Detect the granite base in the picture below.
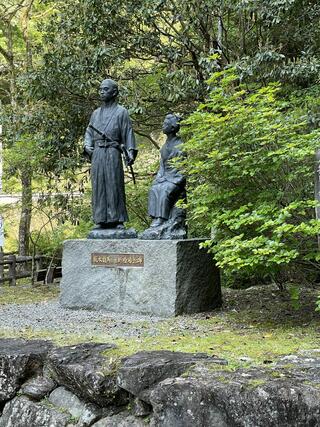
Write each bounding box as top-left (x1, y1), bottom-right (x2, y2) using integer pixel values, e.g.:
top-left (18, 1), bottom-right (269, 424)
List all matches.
top-left (60, 239), bottom-right (221, 317)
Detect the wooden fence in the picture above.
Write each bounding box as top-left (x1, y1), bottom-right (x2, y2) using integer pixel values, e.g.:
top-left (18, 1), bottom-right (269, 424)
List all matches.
top-left (0, 252), bottom-right (62, 286)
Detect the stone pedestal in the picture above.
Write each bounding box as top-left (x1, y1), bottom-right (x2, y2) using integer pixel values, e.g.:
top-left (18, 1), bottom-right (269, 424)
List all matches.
top-left (60, 239), bottom-right (221, 317)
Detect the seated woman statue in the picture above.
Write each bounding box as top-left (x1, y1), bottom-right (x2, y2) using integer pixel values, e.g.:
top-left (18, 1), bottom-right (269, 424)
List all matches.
top-left (140, 113), bottom-right (187, 240)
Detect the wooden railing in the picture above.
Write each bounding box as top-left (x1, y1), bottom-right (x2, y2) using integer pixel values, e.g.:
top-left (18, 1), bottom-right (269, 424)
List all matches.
top-left (0, 252), bottom-right (62, 286)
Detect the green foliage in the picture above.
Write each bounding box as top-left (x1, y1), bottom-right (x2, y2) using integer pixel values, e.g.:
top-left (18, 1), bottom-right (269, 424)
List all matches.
top-left (30, 192), bottom-right (93, 258)
top-left (21, 0), bottom-right (320, 196)
top-left (126, 180), bottom-right (151, 232)
top-left (288, 285), bottom-right (301, 310)
top-left (1, 0), bottom-right (320, 278)
top-left (234, 0), bottom-right (320, 86)
top-left (182, 69), bottom-right (320, 281)
top-left (3, 133), bottom-right (48, 178)
top-left (125, 138), bottom-right (160, 231)
top-left (32, 220), bottom-right (92, 258)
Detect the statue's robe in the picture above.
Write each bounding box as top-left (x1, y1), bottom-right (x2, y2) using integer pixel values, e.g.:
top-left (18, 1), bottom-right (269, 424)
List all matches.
top-left (148, 136), bottom-right (186, 220)
top-left (84, 102), bottom-right (136, 225)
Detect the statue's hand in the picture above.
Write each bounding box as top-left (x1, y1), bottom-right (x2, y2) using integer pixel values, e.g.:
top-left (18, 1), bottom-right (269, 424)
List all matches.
top-left (127, 151), bottom-right (135, 166)
top-left (84, 146), bottom-right (94, 158)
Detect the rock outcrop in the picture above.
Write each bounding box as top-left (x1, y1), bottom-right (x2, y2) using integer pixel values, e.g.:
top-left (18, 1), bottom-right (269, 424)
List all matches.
top-left (0, 338), bottom-right (53, 403)
top-left (46, 342), bottom-right (128, 407)
top-left (149, 361), bottom-right (320, 426)
top-left (20, 375), bottom-right (56, 400)
top-left (0, 396), bottom-right (70, 427)
top-left (117, 350), bottom-right (227, 403)
top-left (0, 338), bottom-right (319, 427)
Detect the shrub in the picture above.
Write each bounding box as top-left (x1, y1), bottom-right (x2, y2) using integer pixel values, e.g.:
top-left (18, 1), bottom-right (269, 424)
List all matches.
top-left (182, 69), bottom-right (320, 283)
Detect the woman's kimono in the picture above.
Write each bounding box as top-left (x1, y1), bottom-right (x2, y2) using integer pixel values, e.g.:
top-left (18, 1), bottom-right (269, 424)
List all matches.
top-left (148, 136), bottom-right (186, 220)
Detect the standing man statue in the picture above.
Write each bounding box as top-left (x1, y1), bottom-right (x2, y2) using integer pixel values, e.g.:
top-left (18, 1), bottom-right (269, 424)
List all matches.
top-left (84, 79), bottom-right (138, 239)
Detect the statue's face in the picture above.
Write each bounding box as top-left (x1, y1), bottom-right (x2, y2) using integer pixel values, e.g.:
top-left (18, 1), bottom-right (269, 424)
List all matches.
top-left (162, 116), bottom-right (177, 134)
top-left (100, 83), bottom-right (117, 102)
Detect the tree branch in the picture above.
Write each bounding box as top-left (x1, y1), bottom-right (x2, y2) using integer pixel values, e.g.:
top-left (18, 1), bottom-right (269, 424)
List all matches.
top-left (0, 45), bottom-right (13, 63)
top-left (134, 129), bottom-right (160, 149)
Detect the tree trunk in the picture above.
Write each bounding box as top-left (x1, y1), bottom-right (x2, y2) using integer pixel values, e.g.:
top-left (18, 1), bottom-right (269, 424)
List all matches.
top-left (0, 2), bottom-right (36, 257)
top-left (18, 169), bottom-right (32, 256)
top-left (21, 0), bottom-right (34, 70)
top-left (315, 149), bottom-right (320, 249)
top-left (3, 22), bottom-right (17, 108)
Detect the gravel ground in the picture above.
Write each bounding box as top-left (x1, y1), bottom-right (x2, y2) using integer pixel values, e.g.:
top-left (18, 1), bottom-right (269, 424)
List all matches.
top-left (0, 284), bottom-right (318, 342)
top-left (0, 300), bottom-right (164, 339)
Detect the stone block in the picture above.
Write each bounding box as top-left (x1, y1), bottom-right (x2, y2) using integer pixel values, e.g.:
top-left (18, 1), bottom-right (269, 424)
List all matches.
top-left (60, 239), bottom-right (221, 317)
top-left (48, 386), bottom-right (101, 426)
top-left (20, 376), bottom-right (56, 400)
top-left (46, 343), bottom-right (127, 407)
top-left (92, 413), bottom-right (147, 427)
top-left (0, 338), bottom-right (53, 403)
top-left (117, 351), bottom-right (227, 403)
top-left (0, 396), bottom-right (70, 427)
top-left (148, 363), bottom-right (320, 427)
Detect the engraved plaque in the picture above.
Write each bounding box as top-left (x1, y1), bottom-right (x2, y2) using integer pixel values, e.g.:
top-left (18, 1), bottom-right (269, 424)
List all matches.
top-left (91, 253), bottom-right (144, 268)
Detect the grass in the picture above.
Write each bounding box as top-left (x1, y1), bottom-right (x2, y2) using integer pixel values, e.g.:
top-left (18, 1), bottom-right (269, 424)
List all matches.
top-left (0, 321), bottom-right (317, 371)
top-left (103, 327), bottom-right (319, 368)
top-left (0, 282), bottom-right (319, 370)
top-left (0, 282), bottom-right (60, 305)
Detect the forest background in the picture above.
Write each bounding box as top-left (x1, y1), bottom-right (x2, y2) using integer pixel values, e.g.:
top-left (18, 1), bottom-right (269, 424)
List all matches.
top-left (1, 0), bottom-right (320, 293)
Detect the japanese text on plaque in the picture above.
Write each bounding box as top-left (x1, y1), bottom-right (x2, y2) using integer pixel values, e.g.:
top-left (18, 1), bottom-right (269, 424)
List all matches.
top-left (91, 253), bottom-right (144, 267)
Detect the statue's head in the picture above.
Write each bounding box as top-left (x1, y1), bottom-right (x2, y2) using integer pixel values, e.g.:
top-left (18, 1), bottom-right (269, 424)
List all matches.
top-left (162, 113), bottom-right (181, 135)
top-left (99, 78), bottom-right (119, 102)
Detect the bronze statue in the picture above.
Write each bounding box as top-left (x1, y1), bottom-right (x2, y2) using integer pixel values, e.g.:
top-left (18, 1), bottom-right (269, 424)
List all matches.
top-left (84, 79), bottom-right (138, 238)
top-left (140, 114), bottom-right (187, 240)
